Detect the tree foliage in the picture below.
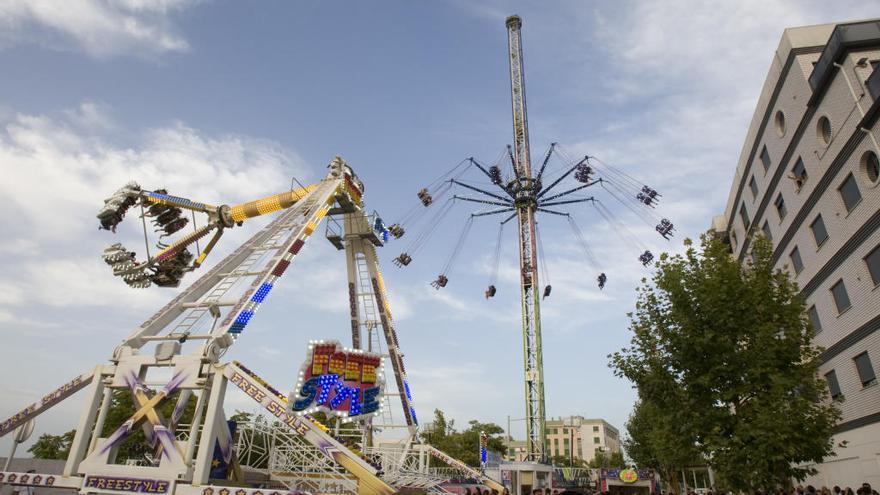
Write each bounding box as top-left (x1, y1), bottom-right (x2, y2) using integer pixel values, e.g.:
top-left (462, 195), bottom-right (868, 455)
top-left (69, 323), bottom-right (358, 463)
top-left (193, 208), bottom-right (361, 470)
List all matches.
top-left (28, 430), bottom-right (76, 459)
top-left (551, 454), bottom-right (589, 468)
top-left (611, 234), bottom-right (840, 492)
top-left (622, 400), bottom-right (698, 493)
top-left (419, 409), bottom-right (506, 467)
top-left (587, 450), bottom-right (627, 469)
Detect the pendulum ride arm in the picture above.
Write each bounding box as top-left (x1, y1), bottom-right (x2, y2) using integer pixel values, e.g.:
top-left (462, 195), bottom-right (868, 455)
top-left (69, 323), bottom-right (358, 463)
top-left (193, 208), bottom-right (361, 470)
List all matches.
top-left (506, 14), bottom-right (547, 462)
top-left (118, 158), bottom-right (362, 351)
top-left (141, 184), bottom-right (321, 267)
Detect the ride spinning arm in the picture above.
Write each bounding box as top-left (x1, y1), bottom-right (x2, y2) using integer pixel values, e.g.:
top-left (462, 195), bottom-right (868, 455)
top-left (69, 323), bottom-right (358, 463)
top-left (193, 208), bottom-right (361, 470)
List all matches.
top-left (97, 183), bottom-right (320, 289)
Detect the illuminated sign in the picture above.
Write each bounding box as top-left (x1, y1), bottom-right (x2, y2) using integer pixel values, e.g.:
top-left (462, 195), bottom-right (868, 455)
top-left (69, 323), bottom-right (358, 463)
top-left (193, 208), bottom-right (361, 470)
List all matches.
top-left (288, 340), bottom-right (384, 420)
top-left (619, 469), bottom-right (638, 483)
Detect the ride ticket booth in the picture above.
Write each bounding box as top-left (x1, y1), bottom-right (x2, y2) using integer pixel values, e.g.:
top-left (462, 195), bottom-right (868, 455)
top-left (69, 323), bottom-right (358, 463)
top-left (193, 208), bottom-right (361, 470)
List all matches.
top-left (500, 462), bottom-right (554, 495)
top-left (597, 468), bottom-right (656, 495)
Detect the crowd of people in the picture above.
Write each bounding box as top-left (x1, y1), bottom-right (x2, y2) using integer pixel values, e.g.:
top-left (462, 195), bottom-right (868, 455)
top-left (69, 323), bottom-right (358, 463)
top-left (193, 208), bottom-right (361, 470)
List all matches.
top-left (456, 481), bottom-right (880, 495)
top-left (672, 483), bottom-right (880, 495)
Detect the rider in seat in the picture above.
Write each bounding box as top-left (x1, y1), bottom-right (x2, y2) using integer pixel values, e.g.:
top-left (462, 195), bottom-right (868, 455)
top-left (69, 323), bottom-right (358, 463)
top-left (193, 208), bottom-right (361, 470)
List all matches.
top-left (431, 274), bottom-right (448, 289)
top-left (417, 188), bottom-right (433, 207)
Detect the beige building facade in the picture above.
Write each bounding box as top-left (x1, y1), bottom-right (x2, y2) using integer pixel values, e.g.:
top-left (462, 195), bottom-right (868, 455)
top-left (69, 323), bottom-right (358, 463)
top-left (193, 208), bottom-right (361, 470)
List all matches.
top-left (544, 416), bottom-right (620, 464)
top-left (717, 19), bottom-right (880, 488)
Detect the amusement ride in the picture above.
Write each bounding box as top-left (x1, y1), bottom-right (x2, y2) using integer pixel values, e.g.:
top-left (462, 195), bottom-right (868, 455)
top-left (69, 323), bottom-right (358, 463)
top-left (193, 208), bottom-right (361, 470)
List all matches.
top-left (0, 13), bottom-right (674, 495)
top-left (387, 15), bottom-right (674, 468)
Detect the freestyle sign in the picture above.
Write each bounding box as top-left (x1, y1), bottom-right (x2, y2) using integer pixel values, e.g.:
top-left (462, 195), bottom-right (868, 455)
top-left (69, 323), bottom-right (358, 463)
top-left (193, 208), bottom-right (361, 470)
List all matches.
top-left (0, 375), bottom-right (87, 436)
top-left (83, 476), bottom-right (170, 493)
top-left (289, 340), bottom-right (383, 419)
top-left (228, 371), bottom-right (311, 437)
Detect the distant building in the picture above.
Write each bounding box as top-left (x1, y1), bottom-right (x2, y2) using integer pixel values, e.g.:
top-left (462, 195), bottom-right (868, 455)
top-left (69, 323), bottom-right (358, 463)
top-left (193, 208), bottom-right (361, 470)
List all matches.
top-left (503, 438), bottom-right (528, 462)
top-left (543, 416), bottom-right (620, 464)
top-left (716, 19), bottom-right (880, 488)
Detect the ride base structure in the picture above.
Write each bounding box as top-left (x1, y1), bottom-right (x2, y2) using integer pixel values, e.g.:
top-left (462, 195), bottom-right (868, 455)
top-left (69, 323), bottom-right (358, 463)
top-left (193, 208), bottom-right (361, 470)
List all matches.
top-left (0, 158), bottom-right (503, 495)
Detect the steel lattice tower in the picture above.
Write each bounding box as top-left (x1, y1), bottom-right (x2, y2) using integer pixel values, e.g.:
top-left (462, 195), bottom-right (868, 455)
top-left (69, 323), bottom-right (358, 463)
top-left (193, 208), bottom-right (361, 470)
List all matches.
top-left (505, 15), bottom-right (547, 463)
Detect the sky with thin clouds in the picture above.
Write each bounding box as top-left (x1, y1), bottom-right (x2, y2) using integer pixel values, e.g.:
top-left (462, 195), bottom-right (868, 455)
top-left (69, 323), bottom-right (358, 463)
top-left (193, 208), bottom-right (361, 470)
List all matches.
top-left (0, 0), bottom-right (877, 455)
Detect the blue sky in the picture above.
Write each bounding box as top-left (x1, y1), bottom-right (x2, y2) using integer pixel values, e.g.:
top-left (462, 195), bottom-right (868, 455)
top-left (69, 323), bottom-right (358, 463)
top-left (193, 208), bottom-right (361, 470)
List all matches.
top-left (0, 0), bottom-right (877, 454)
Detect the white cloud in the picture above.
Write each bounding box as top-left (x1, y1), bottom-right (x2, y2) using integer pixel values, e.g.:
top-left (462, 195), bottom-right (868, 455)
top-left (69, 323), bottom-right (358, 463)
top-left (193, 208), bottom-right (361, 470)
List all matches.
top-left (0, 102), bottom-right (308, 314)
top-left (0, 0), bottom-right (200, 58)
top-left (406, 360), bottom-right (512, 423)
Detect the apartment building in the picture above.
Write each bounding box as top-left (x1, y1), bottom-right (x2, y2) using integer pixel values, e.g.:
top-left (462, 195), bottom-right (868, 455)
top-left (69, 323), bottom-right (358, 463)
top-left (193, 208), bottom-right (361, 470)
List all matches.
top-left (715, 19), bottom-right (880, 487)
top-left (543, 416), bottom-right (620, 464)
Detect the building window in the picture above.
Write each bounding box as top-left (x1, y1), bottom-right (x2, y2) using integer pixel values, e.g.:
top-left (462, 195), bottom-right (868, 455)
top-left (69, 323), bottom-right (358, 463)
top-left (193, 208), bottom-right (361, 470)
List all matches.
top-left (775, 110), bottom-right (786, 137)
top-left (817, 116), bottom-right (832, 145)
top-left (810, 215), bottom-right (829, 247)
top-left (775, 193), bottom-right (787, 220)
top-left (863, 150), bottom-right (880, 184)
top-left (825, 370), bottom-right (842, 399)
top-left (749, 176), bottom-right (759, 200)
top-left (790, 246), bottom-right (804, 274)
top-left (830, 279), bottom-right (851, 314)
top-left (808, 305), bottom-right (821, 333)
top-left (854, 352), bottom-right (877, 387)
top-left (761, 221), bottom-right (772, 242)
top-left (592, 426), bottom-right (599, 432)
top-left (740, 203), bottom-right (750, 230)
top-left (593, 437), bottom-right (601, 444)
top-left (791, 157), bottom-right (808, 191)
top-left (838, 173), bottom-right (862, 213)
top-left (760, 145), bottom-right (771, 173)
top-left (865, 244), bottom-right (880, 286)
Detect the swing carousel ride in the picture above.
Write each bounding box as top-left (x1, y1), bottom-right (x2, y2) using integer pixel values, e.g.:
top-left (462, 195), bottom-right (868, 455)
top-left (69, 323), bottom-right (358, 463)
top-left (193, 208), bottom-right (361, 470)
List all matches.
top-left (383, 15), bottom-right (675, 464)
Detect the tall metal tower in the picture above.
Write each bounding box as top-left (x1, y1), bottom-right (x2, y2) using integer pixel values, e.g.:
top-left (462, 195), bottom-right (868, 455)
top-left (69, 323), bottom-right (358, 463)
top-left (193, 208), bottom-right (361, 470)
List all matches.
top-left (504, 14), bottom-right (547, 463)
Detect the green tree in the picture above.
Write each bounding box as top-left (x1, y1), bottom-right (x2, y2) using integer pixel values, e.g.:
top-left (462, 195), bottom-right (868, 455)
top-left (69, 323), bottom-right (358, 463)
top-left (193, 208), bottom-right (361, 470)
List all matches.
top-left (551, 454), bottom-right (589, 468)
top-left (611, 234), bottom-right (840, 492)
top-left (228, 410), bottom-right (253, 423)
top-left (588, 450), bottom-right (626, 469)
top-left (419, 409), bottom-right (505, 467)
top-left (28, 430), bottom-right (76, 459)
top-left (622, 400), bottom-right (698, 493)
